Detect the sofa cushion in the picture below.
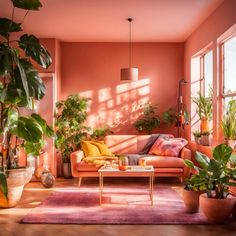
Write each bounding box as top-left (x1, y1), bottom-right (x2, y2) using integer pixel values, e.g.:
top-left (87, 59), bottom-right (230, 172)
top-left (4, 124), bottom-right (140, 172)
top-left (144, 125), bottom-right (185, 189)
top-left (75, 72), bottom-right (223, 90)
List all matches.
top-left (139, 155), bottom-right (185, 168)
top-left (76, 162), bottom-right (100, 171)
top-left (148, 138), bottom-right (188, 157)
top-left (89, 141), bottom-right (114, 156)
top-left (81, 140), bottom-right (101, 157)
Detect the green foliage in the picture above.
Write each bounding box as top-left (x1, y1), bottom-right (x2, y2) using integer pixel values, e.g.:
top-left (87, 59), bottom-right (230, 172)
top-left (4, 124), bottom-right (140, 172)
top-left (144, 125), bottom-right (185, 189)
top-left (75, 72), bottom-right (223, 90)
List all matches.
top-left (133, 102), bottom-right (160, 134)
top-left (0, 0), bottom-right (53, 197)
top-left (0, 171), bottom-right (8, 198)
top-left (192, 91), bottom-right (212, 121)
top-left (184, 174), bottom-right (207, 191)
top-left (90, 125), bottom-right (113, 140)
top-left (184, 144), bottom-right (236, 199)
top-left (193, 130), bottom-right (201, 138)
top-left (55, 94), bottom-right (89, 163)
top-left (162, 108), bottom-right (177, 126)
top-left (222, 99), bottom-right (236, 140)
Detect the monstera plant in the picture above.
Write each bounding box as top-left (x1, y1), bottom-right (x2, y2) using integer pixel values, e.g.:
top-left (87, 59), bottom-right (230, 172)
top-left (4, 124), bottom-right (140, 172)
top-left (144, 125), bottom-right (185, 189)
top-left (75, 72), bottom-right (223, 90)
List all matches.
top-left (0, 0), bottom-right (53, 201)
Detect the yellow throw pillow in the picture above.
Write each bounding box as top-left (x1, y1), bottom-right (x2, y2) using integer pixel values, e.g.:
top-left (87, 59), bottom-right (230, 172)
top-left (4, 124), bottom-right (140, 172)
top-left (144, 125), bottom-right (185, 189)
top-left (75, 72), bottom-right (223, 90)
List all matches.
top-left (81, 140), bottom-right (101, 157)
top-left (89, 141), bottom-right (114, 156)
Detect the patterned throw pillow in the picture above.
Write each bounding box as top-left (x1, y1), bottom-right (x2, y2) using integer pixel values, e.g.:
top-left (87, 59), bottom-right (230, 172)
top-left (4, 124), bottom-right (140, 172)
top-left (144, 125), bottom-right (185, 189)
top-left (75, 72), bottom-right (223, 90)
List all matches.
top-left (148, 138), bottom-right (188, 157)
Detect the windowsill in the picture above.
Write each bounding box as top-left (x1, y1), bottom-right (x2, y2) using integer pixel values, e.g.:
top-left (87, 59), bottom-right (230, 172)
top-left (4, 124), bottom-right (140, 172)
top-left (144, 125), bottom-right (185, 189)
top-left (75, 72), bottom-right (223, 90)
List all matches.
top-left (191, 141), bottom-right (213, 149)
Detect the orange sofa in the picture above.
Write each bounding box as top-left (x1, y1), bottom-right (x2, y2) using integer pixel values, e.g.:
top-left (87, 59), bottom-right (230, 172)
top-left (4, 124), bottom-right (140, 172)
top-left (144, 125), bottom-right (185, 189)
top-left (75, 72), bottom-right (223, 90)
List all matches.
top-left (70, 135), bottom-right (191, 186)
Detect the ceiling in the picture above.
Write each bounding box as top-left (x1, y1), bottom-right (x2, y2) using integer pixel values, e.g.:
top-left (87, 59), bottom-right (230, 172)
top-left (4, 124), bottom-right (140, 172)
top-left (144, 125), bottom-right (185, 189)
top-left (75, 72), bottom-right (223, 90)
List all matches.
top-left (0, 0), bottom-right (224, 42)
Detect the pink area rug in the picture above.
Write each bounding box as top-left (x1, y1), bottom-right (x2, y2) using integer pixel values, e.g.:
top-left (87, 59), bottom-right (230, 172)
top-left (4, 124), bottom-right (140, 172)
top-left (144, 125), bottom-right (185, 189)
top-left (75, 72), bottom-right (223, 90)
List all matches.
top-left (21, 184), bottom-right (209, 224)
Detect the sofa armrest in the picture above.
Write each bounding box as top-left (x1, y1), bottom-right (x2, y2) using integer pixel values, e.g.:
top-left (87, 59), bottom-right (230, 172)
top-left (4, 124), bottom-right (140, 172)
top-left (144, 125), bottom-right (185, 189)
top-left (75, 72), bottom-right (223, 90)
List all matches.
top-left (70, 150), bottom-right (84, 177)
top-left (180, 147), bottom-right (191, 179)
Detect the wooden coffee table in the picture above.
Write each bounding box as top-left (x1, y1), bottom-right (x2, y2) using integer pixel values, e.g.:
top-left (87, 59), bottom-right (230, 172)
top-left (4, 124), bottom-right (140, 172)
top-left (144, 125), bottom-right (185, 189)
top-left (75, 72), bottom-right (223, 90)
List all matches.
top-left (98, 165), bottom-right (154, 205)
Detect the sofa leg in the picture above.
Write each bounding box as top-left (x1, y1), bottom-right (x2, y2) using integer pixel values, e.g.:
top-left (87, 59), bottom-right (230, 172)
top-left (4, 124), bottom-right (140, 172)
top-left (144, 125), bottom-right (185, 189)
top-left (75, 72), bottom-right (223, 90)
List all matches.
top-left (78, 177), bottom-right (82, 187)
top-left (179, 177), bottom-right (183, 183)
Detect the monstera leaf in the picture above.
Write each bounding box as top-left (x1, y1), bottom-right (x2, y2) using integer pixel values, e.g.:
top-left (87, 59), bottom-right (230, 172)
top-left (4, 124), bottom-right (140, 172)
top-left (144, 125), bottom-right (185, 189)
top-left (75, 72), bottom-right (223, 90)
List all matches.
top-left (11, 0), bottom-right (42, 10)
top-left (18, 34), bottom-right (52, 69)
top-left (0, 18), bottom-right (22, 39)
top-left (14, 117), bottom-right (43, 143)
top-left (0, 43), bottom-right (12, 76)
top-left (14, 59), bottom-right (46, 100)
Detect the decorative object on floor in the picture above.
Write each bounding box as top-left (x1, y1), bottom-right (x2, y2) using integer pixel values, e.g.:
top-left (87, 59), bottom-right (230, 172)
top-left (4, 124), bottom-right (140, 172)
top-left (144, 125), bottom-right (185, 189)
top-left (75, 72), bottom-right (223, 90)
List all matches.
top-left (184, 144), bottom-right (236, 223)
top-left (0, 0), bottom-right (53, 208)
top-left (55, 94), bottom-right (89, 178)
top-left (120, 18), bottom-right (138, 81)
top-left (20, 185), bottom-right (210, 224)
top-left (177, 79), bottom-right (189, 137)
top-left (222, 99), bottom-right (236, 150)
top-left (133, 102), bottom-right (160, 134)
top-left (41, 169), bottom-right (55, 188)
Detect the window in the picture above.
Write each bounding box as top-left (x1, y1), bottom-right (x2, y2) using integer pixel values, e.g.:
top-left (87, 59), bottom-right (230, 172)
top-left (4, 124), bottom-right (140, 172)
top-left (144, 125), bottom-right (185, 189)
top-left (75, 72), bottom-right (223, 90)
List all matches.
top-left (191, 50), bottom-right (213, 140)
top-left (222, 36), bottom-right (236, 103)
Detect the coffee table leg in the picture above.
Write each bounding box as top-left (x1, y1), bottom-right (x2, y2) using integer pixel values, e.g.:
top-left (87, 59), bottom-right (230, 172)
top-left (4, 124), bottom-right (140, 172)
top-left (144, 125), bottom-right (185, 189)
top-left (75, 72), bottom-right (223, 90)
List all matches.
top-left (99, 172), bottom-right (103, 205)
top-left (149, 174), bottom-right (154, 206)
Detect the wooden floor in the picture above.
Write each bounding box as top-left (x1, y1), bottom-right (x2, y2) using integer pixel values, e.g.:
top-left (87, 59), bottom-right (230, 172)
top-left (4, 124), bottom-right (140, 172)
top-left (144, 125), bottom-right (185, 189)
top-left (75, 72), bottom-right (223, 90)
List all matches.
top-left (0, 177), bottom-right (236, 236)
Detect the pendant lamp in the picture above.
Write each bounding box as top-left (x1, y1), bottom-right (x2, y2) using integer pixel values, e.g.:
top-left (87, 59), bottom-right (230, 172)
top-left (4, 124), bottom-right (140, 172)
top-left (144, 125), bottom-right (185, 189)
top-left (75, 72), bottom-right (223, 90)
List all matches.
top-left (120, 18), bottom-right (138, 81)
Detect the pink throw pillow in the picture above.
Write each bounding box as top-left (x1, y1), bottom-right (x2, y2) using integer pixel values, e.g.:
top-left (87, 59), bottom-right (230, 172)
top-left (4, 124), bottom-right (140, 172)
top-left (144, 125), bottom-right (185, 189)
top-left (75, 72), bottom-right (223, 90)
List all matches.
top-left (148, 138), bottom-right (188, 157)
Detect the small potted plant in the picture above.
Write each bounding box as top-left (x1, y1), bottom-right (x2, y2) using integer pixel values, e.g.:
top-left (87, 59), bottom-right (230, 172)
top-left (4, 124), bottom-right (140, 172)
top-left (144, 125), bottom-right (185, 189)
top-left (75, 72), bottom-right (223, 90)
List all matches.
top-left (200, 131), bottom-right (212, 146)
top-left (222, 99), bottom-right (236, 150)
top-left (182, 173), bottom-right (207, 213)
top-left (133, 102), bottom-right (160, 134)
top-left (192, 91), bottom-right (212, 133)
top-left (184, 144), bottom-right (236, 223)
top-left (193, 130), bottom-right (201, 144)
top-left (90, 125), bottom-right (113, 141)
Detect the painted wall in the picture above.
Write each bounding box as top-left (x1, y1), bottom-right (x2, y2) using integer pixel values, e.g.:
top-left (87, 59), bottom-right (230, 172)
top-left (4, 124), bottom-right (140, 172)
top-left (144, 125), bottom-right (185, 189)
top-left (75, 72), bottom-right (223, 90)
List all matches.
top-left (184, 0), bottom-right (236, 156)
top-left (61, 42), bottom-right (184, 135)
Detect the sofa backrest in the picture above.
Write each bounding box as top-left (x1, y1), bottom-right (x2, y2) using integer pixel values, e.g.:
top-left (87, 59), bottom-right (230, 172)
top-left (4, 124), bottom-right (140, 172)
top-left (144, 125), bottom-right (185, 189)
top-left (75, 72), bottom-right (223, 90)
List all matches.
top-left (105, 134), bottom-right (174, 154)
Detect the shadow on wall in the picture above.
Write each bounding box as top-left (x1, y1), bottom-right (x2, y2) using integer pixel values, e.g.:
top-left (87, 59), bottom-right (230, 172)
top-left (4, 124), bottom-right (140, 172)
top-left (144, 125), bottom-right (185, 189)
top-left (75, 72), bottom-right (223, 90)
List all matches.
top-left (79, 78), bottom-right (151, 134)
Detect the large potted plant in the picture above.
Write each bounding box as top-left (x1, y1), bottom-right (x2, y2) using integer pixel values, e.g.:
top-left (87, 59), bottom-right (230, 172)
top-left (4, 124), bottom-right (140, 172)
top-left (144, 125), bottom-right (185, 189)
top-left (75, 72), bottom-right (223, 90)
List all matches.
top-left (133, 102), bottom-right (160, 134)
top-left (0, 0), bottom-right (53, 208)
top-left (222, 99), bottom-right (236, 150)
top-left (55, 94), bottom-right (89, 178)
top-left (185, 144), bottom-right (236, 223)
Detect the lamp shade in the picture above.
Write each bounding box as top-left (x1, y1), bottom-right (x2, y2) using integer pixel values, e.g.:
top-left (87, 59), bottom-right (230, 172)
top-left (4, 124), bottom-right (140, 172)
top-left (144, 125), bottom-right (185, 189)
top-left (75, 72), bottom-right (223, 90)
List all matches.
top-left (120, 68), bottom-right (139, 81)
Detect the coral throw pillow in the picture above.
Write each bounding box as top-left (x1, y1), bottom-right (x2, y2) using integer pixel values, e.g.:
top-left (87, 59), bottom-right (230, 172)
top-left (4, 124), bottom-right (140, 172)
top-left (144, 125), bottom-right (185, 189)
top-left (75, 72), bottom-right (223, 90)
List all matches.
top-left (81, 141), bottom-right (101, 157)
top-left (148, 138), bottom-right (188, 157)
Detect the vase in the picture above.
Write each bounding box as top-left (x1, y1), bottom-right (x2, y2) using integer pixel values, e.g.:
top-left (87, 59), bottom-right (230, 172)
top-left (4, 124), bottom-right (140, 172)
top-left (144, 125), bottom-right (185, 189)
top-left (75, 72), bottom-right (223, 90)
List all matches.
top-left (62, 163), bottom-right (73, 179)
top-left (200, 117), bottom-right (209, 133)
top-left (0, 167), bottom-right (33, 208)
top-left (41, 170), bottom-right (55, 188)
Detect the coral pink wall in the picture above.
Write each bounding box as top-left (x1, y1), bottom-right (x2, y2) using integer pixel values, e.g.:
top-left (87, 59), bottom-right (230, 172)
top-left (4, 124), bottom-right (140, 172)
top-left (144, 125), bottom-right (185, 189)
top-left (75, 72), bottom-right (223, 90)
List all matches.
top-left (184, 0), bottom-right (236, 156)
top-left (61, 42), bottom-right (184, 135)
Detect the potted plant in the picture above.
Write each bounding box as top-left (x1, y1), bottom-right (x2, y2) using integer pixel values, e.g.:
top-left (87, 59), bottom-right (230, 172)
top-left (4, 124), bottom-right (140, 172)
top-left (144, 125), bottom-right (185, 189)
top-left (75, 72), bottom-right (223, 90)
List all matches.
top-left (90, 125), bottom-right (113, 141)
top-left (222, 99), bottom-right (236, 150)
top-left (182, 173), bottom-right (207, 213)
top-left (193, 130), bottom-right (201, 144)
top-left (200, 131), bottom-right (212, 146)
top-left (0, 0), bottom-right (53, 208)
top-left (133, 102), bottom-right (160, 134)
top-left (55, 94), bottom-right (89, 178)
top-left (192, 91), bottom-right (212, 133)
top-left (184, 144), bottom-right (236, 223)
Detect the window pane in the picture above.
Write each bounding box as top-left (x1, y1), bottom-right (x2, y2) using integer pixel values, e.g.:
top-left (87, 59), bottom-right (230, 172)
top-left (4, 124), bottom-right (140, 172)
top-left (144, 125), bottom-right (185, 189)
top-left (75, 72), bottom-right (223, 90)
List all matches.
top-left (224, 36), bottom-right (236, 94)
top-left (204, 51), bottom-right (213, 97)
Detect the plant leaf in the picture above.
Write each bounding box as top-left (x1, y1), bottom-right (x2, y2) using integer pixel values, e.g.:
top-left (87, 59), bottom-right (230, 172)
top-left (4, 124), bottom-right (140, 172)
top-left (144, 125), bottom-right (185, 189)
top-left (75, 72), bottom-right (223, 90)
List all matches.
top-left (0, 43), bottom-right (12, 76)
top-left (184, 159), bottom-right (194, 168)
top-left (0, 171), bottom-right (8, 199)
top-left (14, 117), bottom-right (43, 143)
top-left (31, 113), bottom-right (54, 137)
top-left (0, 18), bottom-right (22, 39)
top-left (18, 34), bottom-right (52, 68)
top-left (195, 151), bottom-right (210, 170)
top-left (11, 0), bottom-right (42, 10)
top-left (213, 144), bottom-right (232, 164)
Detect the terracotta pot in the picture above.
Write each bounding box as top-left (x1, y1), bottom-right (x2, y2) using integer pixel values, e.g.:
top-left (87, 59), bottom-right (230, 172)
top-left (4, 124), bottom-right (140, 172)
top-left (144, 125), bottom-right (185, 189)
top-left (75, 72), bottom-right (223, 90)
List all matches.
top-left (182, 189), bottom-right (202, 213)
top-left (200, 117), bottom-right (209, 133)
top-left (200, 193), bottom-right (236, 223)
top-left (0, 168), bottom-right (33, 208)
top-left (200, 135), bottom-right (212, 146)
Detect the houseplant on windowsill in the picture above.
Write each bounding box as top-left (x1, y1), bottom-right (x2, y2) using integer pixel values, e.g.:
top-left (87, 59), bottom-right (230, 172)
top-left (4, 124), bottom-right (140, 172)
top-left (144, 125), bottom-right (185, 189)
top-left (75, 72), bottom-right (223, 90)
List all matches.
top-left (192, 91), bottom-right (213, 134)
top-left (193, 130), bottom-right (201, 144)
top-left (222, 99), bottom-right (236, 150)
top-left (184, 144), bottom-right (236, 223)
top-left (55, 94), bottom-right (89, 178)
top-left (0, 0), bottom-right (53, 208)
top-left (90, 125), bottom-right (113, 141)
top-left (133, 102), bottom-right (160, 134)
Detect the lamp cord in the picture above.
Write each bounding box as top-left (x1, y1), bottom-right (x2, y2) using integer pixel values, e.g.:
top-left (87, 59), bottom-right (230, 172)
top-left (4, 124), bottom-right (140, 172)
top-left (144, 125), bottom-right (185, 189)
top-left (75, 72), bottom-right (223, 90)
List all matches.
top-left (128, 18), bottom-right (132, 68)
